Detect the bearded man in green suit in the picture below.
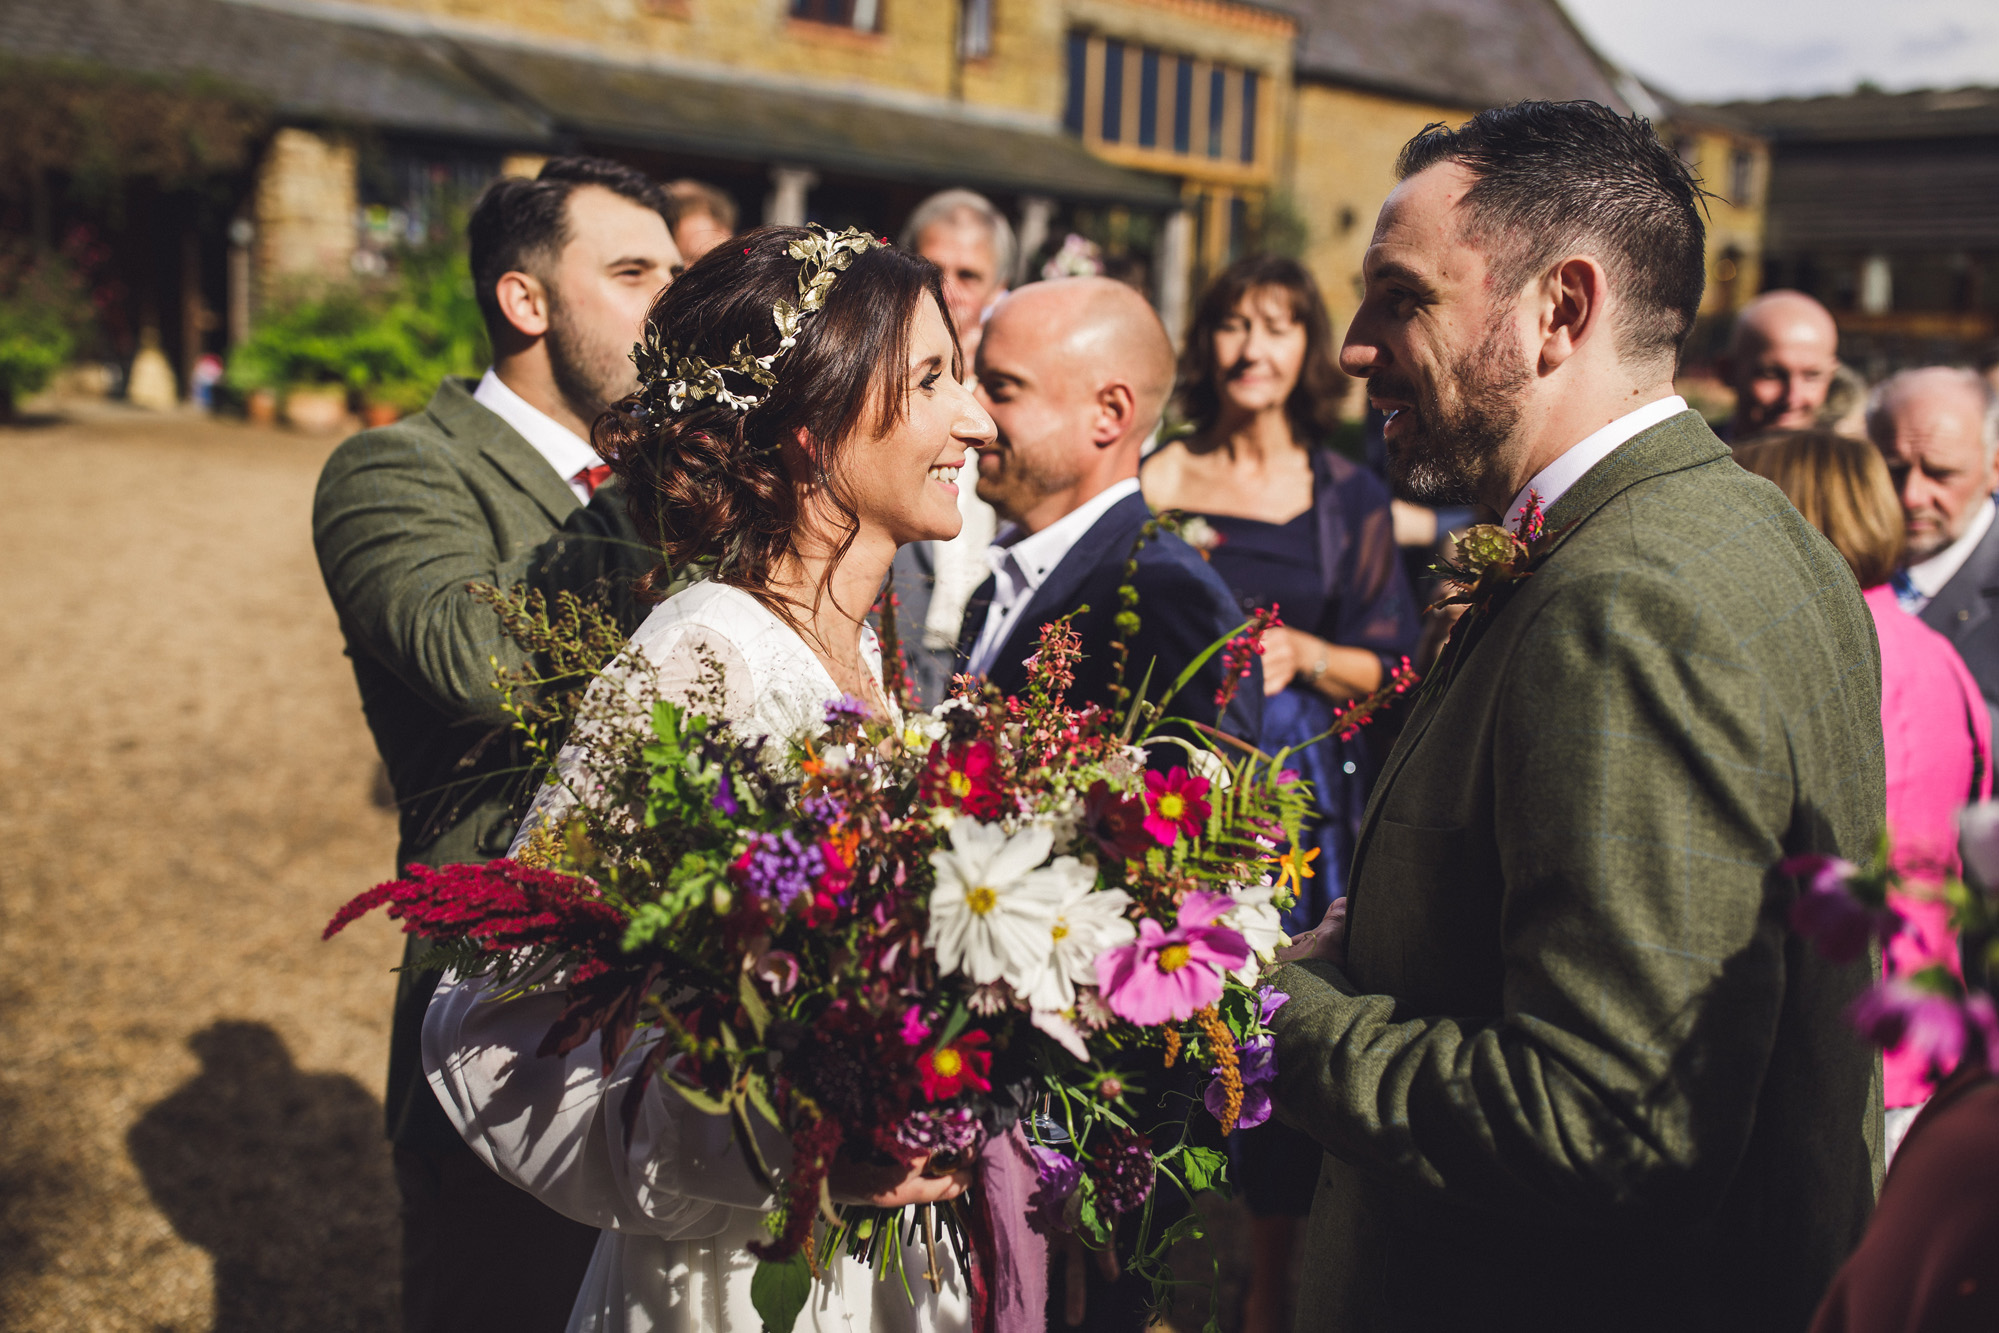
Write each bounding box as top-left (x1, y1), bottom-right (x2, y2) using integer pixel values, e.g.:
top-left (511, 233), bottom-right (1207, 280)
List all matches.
top-left (313, 158), bottom-right (679, 1332)
top-left (1264, 103), bottom-right (1885, 1332)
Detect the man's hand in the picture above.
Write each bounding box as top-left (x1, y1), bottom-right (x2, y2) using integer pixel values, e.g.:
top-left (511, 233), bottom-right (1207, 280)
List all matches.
top-left (1275, 896), bottom-right (1348, 968)
top-left (827, 1152), bottom-right (972, 1207)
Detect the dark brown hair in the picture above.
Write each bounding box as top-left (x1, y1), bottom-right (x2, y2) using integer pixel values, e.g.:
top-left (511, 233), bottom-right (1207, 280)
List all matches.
top-left (1397, 101), bottom-right (1707, 370)
top-left (468, 156), bottom-right (670, 338)
top-left (596, 226), bottom-right (954, 615)
top-left (1176, 253), bottom-right (1347, 441)
top-left (1734, 429), bottom-right (1904, 587)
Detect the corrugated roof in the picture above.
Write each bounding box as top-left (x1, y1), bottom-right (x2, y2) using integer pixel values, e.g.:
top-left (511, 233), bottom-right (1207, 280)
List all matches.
top-left (455, 39), bottom-right (1178, 205)
top-left (0, 0), bottom-right (1178, 205)
top-left (0, 0), bottom-right (551, 142)
top-left (1267, 0), bottom-right (1629, 110)
top-left (1714, 86), bottom-right (1999, 144)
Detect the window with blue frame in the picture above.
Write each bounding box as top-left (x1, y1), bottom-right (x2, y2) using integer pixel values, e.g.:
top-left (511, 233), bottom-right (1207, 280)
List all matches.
top-left (1060, 31), bottom-right (1264, 166)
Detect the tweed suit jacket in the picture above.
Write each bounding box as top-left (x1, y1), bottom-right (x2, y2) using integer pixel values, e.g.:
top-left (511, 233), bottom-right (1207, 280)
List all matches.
top-left (1265, 411), bottom-right (1886, 1332)
top-left (314, 376), bottom-right (647, 1148)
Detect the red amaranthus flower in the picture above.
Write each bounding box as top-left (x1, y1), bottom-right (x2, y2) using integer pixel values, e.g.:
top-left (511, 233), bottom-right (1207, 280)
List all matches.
top-left (1142, 767), bottom-right (1212, 847)
top-left (919, 739), bottom-right (1004, 819)
top-left (918, 1030), bottom-right (993, 1101)
top-left (324, 859), bottom-right (628, 978)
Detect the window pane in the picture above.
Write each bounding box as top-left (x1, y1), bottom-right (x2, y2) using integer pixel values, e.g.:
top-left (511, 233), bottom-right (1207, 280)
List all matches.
top-left (958, 0), bottom-right (993, 59)
top-left (1208, 66), bottom-right (1225, 158)
top-left (1102, 39), bottom-right (1125, 143)
top-left (1173, 57), bottom-right (1193, 154)
top-left (1064, 31), bottom-right (1087, 135)
top-left (1240, 70), bottom-right (1257, 163)
top-left (852, 0), bottom-right (877, 30)
top-left (1138, 48), bottom-right (1159, 149)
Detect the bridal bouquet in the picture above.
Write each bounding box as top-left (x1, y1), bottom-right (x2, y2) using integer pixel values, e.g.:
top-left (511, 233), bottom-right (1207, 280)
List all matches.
top-left (328, 595), bottom-right (1341, 1331)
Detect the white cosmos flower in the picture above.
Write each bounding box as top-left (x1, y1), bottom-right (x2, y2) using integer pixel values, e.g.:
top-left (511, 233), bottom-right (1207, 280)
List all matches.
top-left (927, 819), bottom-right (1069, 989)
top-left (1223, 881), bottom-right (1286, 982)
top-left (1019, 877), bottom-right (1136, 1013)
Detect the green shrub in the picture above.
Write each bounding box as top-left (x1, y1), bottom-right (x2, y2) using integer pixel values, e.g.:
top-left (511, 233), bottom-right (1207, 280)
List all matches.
top-left (0, 240), bottom-right (94, 417)
top-left (228, 225), bottom-right (489, 406)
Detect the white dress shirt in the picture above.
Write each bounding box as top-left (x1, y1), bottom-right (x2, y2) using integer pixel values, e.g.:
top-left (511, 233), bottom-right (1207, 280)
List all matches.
top-left (473, 368), bottom-right (605, 505)
top-left (1502, 395), bottom-right (1689, 533)
top-left (967, 477), bottom-right (1141, 676)
top-left (1903, 496), bottom-right (1998, 610)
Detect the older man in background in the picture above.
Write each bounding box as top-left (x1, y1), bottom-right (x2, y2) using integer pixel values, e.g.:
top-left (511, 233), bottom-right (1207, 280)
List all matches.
top-left (1871, 366), bottom-right (1999, 730)
top-left (890, 189), bottom-right (1017, 703)
top-left (1716, 289), bottom-right (1842, 440)
top-left (663, 177), bottom-right (737, 264)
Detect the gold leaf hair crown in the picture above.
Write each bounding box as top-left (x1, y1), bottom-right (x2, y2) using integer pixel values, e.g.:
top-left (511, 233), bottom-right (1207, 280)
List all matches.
top-left (631, 225), bottom-right (886, 418)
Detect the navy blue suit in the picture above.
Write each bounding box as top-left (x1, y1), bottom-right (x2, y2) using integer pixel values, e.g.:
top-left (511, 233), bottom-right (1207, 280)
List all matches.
top-left (956, 490), bottom-right (1261, 749)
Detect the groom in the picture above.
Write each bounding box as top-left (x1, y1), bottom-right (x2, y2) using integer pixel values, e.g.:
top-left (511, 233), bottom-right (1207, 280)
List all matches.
top-left (1265, 102), bottom-right (1885, 1331)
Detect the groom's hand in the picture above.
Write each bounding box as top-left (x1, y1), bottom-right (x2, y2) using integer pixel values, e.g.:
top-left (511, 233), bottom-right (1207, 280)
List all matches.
top-left (1275, 896), bottom-right (1348, 967)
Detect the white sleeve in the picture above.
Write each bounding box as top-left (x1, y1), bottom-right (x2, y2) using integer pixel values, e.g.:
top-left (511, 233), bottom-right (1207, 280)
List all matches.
top-left (423, 970), bottom-right (794, 1236)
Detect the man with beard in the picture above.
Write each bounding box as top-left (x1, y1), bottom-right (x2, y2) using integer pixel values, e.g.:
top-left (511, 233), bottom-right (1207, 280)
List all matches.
top-left (313, 157), bottom-right (678, 1332)
top-left (1263, 102), bottom-right (1883, 1332)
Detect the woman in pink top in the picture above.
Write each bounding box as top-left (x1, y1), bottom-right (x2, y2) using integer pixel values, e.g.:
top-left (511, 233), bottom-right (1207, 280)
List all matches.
top-left (1737, 431), bottom-right (1992, 1156)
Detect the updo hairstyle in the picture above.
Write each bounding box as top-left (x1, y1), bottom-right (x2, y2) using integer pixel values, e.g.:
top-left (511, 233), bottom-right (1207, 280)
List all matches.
top-left (596, 226), bottom-right (955, 607)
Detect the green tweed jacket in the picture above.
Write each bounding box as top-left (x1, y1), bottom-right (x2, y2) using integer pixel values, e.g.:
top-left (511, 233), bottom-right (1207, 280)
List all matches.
top-left (313, 377), bottom-right (646, 1148)
top-left (1265, 411), bottom-right (1886, 1332)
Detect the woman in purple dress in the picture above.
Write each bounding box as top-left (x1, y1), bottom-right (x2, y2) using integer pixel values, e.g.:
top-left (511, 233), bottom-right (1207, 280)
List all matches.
top-left (1141, 254), bottom-right (1418, 1333)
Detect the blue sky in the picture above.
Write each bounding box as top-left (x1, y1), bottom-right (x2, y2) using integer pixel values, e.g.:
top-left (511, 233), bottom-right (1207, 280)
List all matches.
top-left (1561, 0), bottom-right (1999, 102)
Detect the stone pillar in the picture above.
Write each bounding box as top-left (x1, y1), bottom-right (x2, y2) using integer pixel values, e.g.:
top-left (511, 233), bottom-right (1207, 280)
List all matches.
top-left (1155, 206), bottom-right (1194, 348)
top-left (252, 127), bottom-right (358, 301)
top-left (764, 166), bottom-right (818, 227)
top-left (1015, 195), bottom-right (1055, 285)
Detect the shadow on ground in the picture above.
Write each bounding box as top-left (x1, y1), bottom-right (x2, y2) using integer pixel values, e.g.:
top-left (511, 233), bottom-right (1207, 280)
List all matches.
top-left (127, 1021), bottom-right (400, 1332)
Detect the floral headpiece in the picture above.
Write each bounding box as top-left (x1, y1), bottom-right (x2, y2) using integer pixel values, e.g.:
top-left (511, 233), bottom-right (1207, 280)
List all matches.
top-left (631, 224), bottom-right (886, 418)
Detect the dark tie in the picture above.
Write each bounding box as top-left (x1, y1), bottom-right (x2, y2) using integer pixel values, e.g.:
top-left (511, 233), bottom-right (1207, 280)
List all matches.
top-left (573, 464), bottom-right (613, 499)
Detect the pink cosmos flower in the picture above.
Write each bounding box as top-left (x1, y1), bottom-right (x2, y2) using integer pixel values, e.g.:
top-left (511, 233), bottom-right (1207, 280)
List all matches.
top-left (1095, 890), bottom-right (1250, 1025)
top-left (1143, 767), bottom-right (1212, 847)
top-left (1782, 853), bottom-right (1902, 963)
top-left (1849, 980), bottom-right (1999, 1078)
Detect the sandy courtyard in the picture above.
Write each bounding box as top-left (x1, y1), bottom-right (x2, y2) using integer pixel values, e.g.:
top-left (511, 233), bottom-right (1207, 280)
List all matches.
top-left (0, 409), bottom-right (407, 1331)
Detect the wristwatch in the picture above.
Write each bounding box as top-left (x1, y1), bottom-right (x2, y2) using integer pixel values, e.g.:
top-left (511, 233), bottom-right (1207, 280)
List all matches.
top-left (1305, 653), bottom-right (1329, 688)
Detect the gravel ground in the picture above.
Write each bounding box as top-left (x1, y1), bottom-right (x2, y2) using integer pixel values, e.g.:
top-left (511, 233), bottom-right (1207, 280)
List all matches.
top-left (0, 407), bottom-right (1270, 1333)
top-left (0, 408), bottom-right (406, 1331)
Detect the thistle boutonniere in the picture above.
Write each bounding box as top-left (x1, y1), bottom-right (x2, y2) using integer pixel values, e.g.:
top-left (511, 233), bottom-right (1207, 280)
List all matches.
top-left (1428, 490), bottom-right (1565, 616)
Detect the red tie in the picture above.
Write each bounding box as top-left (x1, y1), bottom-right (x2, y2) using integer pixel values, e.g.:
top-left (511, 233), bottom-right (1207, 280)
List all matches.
top-left (573, 464), bottom-right (614, 499)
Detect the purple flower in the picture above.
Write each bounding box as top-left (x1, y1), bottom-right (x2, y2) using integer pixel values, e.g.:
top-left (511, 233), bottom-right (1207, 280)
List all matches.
top-left (1849, 978), bottom-right (1999, 1078)
top-left (1204, 1035), bottom-right (1278, 1129)
top-left (711, 771), bottom-right (740, 817)
top-left (1256, 984), bottom-right (1289, 1025)
top-left (800, 791), bottom-right (844, 827)
top-left (738, 831), bottom-right (826, 911)
top-left (1027, 1144), bottom-right (1082, 1233)
top-left (893, 1106), bottom-right (985, 1157)
top-left (823, 694), bottom-right (873, 728)
top-left (1089, 1129), bottom-right (1155, 1214)
top-left (1782, 854), bottom-right (1901, 963)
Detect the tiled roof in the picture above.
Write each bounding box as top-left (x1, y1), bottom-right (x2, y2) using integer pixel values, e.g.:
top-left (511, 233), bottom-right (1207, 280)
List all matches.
top-left (1712, 85), bottom-right (1999, 144)
top-left (0, 0), bottom-right (551, 142)
top-left (1268, 0), bottom-right (1630, 110)
top-left (0, 0), bottom-right (1178, 205)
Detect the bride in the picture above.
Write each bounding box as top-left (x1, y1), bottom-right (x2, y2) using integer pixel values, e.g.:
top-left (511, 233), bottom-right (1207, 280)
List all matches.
top-left (422, 225), bottom-right (997, 1332)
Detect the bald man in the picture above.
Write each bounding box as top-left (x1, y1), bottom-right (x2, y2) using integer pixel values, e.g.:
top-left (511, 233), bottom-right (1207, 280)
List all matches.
top-left (1716, 289), bottom-right (1842, 439)
top-left (1870, 366), bottom-right (1999, 729)
top-left (957, 277), bottom-right (1258, 744)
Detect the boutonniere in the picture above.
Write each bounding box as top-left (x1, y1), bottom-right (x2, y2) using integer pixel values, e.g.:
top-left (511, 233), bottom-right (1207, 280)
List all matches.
top-left (1429, 489), bottom-right (1564, 616)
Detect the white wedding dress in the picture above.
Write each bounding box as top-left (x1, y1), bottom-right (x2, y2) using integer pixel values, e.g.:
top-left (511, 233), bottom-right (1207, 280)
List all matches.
top-left (423, 581), bottom-right (967, 1333)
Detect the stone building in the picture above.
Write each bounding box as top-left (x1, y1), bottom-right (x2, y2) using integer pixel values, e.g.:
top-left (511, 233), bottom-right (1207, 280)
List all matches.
top-left (0, 0), bottom-right (1768, 398)
top-left (1715, 84), bottom-right (1999, 373)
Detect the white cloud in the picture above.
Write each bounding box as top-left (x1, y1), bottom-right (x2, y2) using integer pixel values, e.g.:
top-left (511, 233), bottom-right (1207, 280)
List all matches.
top-left (1561, 0), bottom-right (1999, 102)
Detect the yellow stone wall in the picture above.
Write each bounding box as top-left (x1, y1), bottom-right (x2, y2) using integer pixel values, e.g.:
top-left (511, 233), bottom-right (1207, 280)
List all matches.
top-left (1669, 124), bottom-right (1768, 317)
top-left (253, 127), bottom-right (358, 298)
top-left (1285, 83), bottom-right (1475, 336)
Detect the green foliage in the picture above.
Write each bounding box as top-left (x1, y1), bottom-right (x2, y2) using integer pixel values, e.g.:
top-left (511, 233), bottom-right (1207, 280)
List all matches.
top-left (750, 1252), bottom-right (813, 1333)
top-left (0, 240), bottom-right (94, 415)
top-left (228, 218), bottom-right (488, 402)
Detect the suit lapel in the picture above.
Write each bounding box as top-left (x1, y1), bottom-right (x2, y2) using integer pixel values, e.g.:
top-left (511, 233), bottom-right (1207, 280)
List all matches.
top-left (988, 494), bottom-right (1150, 690)
top-left (1349, 410), bottom-right (1730, 901)
top-left (1919, 502), bottom-right (1999, 640)
top-left (956, 573), bottom-right (996, 672)
top-left (426, 378), bottom-right (580, 525)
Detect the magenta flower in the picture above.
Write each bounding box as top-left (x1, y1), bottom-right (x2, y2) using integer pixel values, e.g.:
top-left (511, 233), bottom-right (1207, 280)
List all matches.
top-left (1782, 853), bottom-right (1901, 963)
top-left (1142, 767), bottom-right (1212, 847)
top-left (1848, 978), bottom-right (1998, 1078)
top-left (1027, 1144), bottom-right (1082, 1233)
top-left (1095, 890), bottom-right (1250, 1025)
